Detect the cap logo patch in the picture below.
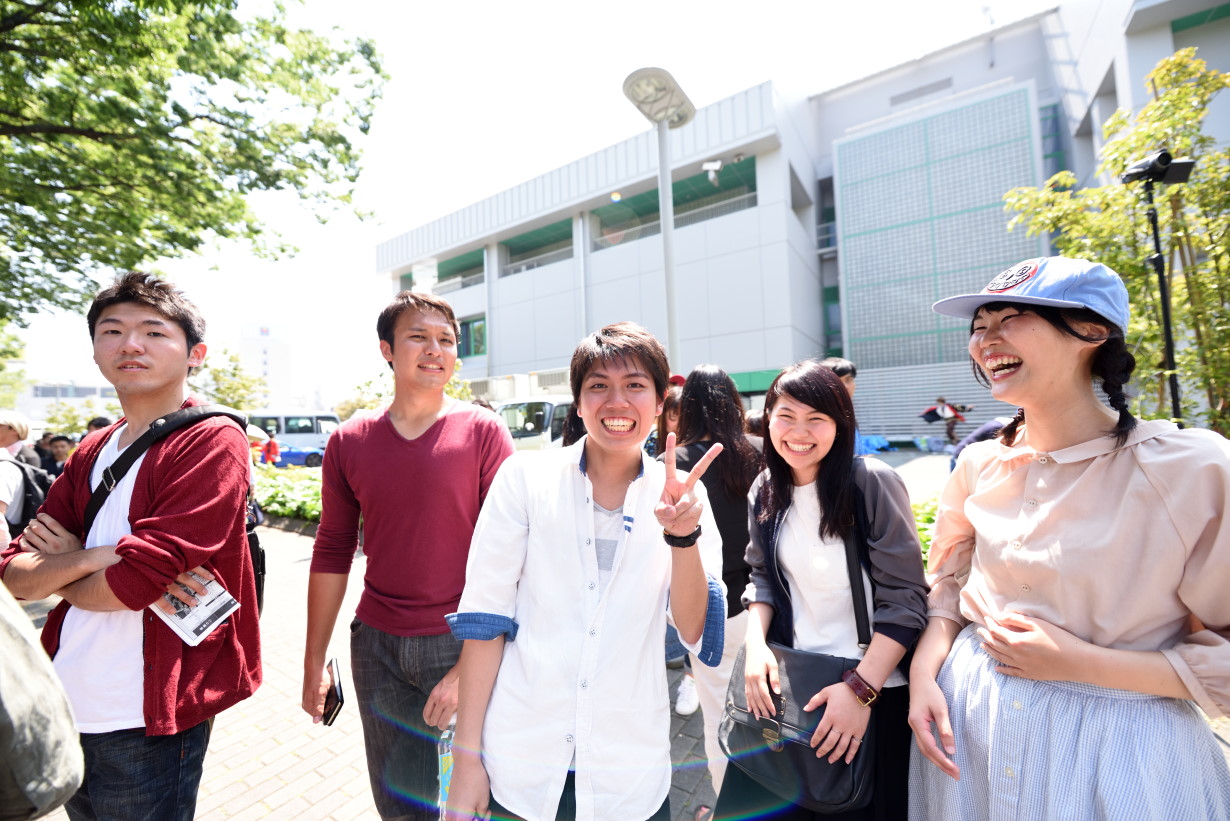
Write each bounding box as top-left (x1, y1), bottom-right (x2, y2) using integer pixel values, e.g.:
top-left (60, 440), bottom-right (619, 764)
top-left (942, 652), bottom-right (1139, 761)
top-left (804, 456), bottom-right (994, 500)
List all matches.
top-left (985, 260), bottom-right (1040, 293)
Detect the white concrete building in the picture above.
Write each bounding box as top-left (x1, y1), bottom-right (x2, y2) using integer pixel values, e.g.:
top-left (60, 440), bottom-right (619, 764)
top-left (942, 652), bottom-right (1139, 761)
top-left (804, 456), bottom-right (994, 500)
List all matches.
top-left (376, 0), bottom-right (1230, 440)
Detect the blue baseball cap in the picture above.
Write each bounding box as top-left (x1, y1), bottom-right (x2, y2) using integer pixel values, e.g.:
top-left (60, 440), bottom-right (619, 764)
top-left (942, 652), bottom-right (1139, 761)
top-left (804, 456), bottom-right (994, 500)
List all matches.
top-left (932, 256), bottom-right (1130, 331)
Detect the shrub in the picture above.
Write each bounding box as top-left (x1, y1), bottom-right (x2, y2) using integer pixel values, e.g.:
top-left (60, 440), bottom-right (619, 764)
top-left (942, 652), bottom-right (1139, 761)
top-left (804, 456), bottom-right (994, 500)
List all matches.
top-left (254, 464), bottom-right (322, 522)
top-left (912, 496), bottom-right (938, 565)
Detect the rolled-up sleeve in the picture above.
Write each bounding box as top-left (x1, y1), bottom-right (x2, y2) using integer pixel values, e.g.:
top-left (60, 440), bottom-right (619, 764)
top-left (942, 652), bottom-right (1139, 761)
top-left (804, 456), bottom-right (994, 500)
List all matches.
top-left (448, 454), bottom-right (530, 642)
top-left (925, 450), bottom-right (976, 628)
top-left (670, 485), bottom-right (725, 666)
top-left (1154, 432), bottom-right (1230, 718)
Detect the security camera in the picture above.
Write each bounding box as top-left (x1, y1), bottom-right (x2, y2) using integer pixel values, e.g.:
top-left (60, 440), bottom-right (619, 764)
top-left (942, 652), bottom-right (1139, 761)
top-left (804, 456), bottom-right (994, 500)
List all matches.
top-left (701, 160), bottom-right (723, 172)
top-left (1121, 150), bottom-right (1194, 184)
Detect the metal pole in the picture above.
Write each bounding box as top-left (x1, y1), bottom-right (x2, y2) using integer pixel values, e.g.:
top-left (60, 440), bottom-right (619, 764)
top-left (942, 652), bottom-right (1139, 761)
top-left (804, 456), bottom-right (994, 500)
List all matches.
top-left (1143, 179), bottom-right (1183, 425)
top-left (657, 119), bottom-right (679, 371)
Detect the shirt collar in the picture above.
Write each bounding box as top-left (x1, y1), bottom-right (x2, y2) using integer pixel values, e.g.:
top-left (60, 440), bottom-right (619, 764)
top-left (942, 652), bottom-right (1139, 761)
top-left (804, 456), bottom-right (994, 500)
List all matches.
top-left (990, 418), bottom-right (1177, 464)
top-left (574, 436), bottom-right (647, 480)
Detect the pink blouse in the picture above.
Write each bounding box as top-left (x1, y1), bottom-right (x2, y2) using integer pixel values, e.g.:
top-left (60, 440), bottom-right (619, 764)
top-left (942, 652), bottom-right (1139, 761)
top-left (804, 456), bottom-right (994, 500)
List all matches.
top-left (928, 419), bottom-right (1230, 718)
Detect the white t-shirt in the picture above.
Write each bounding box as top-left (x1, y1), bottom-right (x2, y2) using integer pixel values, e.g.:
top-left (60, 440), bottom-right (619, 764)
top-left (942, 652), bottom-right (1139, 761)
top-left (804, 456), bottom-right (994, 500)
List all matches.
top-left (0, 456), bottom-right (24, 525)
top-left (778, 483), bottom-right (905, 687)
top-left (53, 425), bottom-right (149, 732)
top-left (592, 502), bottom-right (623, 599)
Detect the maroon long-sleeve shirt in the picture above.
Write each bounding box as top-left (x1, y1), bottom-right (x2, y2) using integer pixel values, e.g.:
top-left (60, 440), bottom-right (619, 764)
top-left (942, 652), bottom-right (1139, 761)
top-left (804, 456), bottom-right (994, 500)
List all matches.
top-left (310, 403), bottom-right (514, 636)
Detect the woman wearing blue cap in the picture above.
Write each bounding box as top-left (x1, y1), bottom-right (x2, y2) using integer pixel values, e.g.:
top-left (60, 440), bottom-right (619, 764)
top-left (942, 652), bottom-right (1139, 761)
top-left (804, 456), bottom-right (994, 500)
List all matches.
top-left (907, 257), bottom-right (1230, 818)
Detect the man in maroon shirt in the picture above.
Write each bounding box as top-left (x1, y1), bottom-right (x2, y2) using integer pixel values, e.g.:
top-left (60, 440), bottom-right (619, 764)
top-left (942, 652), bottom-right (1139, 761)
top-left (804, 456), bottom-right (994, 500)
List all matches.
top-left (301, 291), bottom-right (513, 820)
top-left (0, 272), bottom-right (261, 821)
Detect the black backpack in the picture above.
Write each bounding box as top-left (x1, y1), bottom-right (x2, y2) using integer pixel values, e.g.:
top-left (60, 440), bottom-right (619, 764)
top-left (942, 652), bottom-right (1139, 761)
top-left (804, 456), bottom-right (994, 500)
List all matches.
top-left (81, 405), bottom-right (266, 615)
top-left (5, 459), bottom-right (55, 539)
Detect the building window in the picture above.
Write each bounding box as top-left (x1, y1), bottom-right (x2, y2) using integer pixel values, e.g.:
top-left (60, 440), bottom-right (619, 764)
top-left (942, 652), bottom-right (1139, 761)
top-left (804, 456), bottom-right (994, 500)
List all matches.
top-left (460, 317), bottom-right (486, 358)
top-left (1040, 103), bottom-right (1065, 180)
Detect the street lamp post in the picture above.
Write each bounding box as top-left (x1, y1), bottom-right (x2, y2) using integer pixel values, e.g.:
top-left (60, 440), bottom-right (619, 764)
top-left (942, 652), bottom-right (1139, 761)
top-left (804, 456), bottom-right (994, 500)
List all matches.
top-left (623, 68), bottom-right (695, 370)
top-left (1120, 149), bottom-right (1195, 425)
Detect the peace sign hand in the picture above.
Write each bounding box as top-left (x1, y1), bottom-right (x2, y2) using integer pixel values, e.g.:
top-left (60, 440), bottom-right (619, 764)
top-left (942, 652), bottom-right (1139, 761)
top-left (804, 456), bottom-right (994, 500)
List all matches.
top-left (655, 432), bottom-right (723, 537)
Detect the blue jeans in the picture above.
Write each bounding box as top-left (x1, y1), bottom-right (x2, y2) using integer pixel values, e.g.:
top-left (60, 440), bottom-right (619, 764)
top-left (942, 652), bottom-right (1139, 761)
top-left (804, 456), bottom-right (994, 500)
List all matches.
top-left (351, 618), bottom-right (461, 821)
top-left (65, 720), bottom-right (211, 821)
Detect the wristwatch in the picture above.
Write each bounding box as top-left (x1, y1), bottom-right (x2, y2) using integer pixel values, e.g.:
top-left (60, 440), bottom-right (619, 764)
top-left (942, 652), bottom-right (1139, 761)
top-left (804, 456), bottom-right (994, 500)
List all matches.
top-left (662, 525), bottom-right (701, 548)
top-left (842, 669), bottom-right (879, 707)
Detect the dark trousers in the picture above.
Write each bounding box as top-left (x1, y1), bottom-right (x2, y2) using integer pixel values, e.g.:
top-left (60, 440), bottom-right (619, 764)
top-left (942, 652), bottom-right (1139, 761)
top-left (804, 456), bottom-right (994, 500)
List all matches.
top-left (488, 772), bottom-right (671, 821)
top-left (713, 684), bottom-right (911, 821)
top-left (351, 619), bottom-right (462, 821)
top-left (65, 720), bottom-right (211, 821)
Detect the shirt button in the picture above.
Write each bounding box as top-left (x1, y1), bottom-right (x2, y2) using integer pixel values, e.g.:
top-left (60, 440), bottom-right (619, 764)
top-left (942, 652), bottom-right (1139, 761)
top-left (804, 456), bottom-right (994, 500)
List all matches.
top-left (565, 734), bottom-right (574, 743)
top-left (588, 628), bottom-right (596, 636)
top-left (1010, 541), bottom-right (1022, 550)
top-left (1038, 456), bottom-right (1050, 464)
top-left (1013, 700), bottom-right (1022, 710)
top-left (585, 538), bottom-right (591, 545)
top-left (581, 680), bottom-right (588, 688)
top-left (1020, 584), bottom-right (1031, 592)
top-left (1004, 766), bottom-right (1015, 778)
top-left (588, 582), bottom-right (596, 590)
top-left (1025, 499), bottom-right (1037, 508)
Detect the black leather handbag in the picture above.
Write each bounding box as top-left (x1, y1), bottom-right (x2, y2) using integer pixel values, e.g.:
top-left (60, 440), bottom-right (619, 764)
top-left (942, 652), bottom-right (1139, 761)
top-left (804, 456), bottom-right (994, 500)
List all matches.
top-left (718, 513), bottom-right (875, 813)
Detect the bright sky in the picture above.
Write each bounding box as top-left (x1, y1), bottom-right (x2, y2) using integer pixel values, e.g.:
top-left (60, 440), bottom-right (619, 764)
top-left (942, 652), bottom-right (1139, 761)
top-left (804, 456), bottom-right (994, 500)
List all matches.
top-left (19, 0), bottom-right (1053, 407)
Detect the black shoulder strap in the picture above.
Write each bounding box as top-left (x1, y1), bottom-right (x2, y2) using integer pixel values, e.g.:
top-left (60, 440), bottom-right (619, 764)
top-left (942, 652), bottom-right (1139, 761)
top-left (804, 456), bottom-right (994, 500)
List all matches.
top-left (845, 465), bottom-right (873, 648)
top-left (82, 404), bottom-right (247, 537)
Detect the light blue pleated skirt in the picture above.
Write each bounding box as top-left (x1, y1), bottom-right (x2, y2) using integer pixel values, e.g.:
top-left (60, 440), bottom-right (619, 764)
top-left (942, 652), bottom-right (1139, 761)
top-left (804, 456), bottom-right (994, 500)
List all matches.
top-left (909, 623), bottom-right (1230, 820)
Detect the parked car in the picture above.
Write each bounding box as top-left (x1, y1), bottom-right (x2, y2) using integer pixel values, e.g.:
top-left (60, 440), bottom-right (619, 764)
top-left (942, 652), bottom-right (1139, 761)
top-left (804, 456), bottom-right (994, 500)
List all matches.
top-left (255, 439), bottom-right (324, 468)
top-left (278, 445), bottom-right (324, 468)
top-left (248, 409), bottom-right (340, 450)
top-left (494, 395), bottom-right (573, 450)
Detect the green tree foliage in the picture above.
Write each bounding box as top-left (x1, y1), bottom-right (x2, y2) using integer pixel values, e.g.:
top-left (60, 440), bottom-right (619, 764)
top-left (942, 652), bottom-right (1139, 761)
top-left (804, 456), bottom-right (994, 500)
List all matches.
top-left (43, 397), bottom-right (121, 436)
top-left (0, 0), bottom-right (385, 323)
top-left (190, 348), bottom-right (268, 410)
top-left (1004, 49), bottom-right (1230, 432)
top-left (334, 361), bottom-right (474, 421)
top-left (0, 320), bottom-right (27, 407)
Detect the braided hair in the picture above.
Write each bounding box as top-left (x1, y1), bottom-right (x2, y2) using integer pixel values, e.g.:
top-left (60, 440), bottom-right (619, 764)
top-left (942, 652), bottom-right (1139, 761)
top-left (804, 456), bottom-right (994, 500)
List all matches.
top-left (970, 302), bottom-right (1137, 447)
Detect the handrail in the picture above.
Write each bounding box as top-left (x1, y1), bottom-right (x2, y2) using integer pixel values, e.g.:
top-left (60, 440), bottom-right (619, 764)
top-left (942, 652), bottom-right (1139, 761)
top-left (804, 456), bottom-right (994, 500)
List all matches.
top-left (500, 246), bottom-right (573, 278)
top-left (591, 190), bottom-right (758, 252)
top-left (434, 270), bottom-right (485, 294)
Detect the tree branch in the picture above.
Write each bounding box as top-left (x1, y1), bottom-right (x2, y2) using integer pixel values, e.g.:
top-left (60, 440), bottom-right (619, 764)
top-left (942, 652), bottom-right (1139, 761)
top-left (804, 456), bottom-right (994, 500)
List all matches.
top-left (0, 2), bottom-right (60, 37)
top-left (0, 122), bottom-right (140, 141)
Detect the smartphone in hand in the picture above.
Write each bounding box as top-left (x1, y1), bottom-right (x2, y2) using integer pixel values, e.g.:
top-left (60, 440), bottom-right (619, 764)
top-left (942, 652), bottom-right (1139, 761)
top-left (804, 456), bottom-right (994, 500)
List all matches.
top-left (323, 658), bottom-right (344, 726)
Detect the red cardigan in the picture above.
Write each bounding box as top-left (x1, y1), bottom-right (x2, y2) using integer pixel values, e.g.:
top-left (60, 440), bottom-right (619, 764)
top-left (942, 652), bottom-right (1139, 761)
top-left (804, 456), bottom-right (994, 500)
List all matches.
top-left (0, 398), bottom-right (262, 735)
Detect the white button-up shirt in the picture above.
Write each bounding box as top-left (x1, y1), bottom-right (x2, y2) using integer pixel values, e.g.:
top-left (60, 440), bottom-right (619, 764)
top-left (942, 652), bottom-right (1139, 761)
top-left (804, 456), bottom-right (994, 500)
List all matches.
top-left (449, 438), bottom-right (724, 821)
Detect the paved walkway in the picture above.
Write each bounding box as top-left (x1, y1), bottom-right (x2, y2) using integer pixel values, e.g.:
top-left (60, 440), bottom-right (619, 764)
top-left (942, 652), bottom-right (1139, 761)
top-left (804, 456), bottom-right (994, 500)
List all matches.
top-left (27, 449), bottom-right (1229, 819)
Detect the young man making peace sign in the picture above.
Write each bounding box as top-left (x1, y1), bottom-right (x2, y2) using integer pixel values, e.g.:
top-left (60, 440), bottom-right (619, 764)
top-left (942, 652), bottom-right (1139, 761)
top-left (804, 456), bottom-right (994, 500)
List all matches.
top-left (445, 322), bottom-right (726, 821)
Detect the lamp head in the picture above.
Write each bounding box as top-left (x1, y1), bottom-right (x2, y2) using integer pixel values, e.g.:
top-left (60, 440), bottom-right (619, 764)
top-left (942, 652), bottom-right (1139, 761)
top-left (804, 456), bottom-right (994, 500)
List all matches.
top-left (623, 67), bottom-right (695, 129)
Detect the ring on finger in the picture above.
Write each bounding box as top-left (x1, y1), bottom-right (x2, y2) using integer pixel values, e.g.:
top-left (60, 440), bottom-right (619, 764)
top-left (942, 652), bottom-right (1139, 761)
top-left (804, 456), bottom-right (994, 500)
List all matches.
top-left (851, 737), bottom-right (863, 744)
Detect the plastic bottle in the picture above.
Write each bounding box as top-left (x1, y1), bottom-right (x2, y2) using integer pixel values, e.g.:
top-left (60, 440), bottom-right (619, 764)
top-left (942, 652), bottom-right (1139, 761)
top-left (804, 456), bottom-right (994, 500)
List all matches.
top-left (437, 717), bottom-right (456, 819)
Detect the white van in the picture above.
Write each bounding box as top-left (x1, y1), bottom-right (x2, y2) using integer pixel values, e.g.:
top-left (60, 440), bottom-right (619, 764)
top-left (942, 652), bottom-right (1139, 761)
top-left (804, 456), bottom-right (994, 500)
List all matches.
top-left (248, 410), bottom-right (341, 450)
top-left (494, 395), bottom-right (573, 450)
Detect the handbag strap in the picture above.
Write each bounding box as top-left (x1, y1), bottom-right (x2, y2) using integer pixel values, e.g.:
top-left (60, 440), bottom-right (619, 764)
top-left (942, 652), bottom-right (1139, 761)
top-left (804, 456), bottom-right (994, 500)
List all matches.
top-left (845, 483), bottom-right (873, 649)
top-left (82, 404), bottom-right (247, 537)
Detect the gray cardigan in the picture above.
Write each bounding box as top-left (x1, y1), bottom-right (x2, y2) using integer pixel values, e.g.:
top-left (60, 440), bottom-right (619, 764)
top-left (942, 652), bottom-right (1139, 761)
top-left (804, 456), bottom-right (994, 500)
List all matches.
top-left (742, 456), bottom-right (929, 650)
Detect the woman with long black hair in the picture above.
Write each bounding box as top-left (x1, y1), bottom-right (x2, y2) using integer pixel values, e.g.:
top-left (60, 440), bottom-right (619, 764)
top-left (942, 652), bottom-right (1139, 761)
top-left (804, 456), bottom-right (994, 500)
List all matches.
top-left (715, 360), bottom-right (928, 820)
top-left (665, 365), bottom-right (763, 796)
